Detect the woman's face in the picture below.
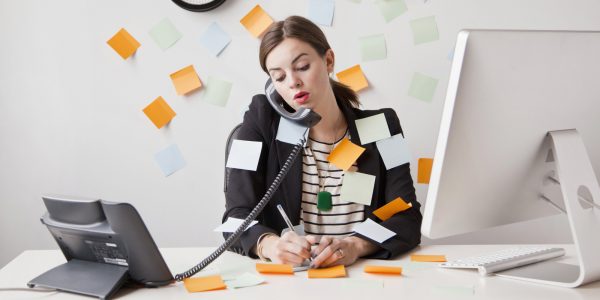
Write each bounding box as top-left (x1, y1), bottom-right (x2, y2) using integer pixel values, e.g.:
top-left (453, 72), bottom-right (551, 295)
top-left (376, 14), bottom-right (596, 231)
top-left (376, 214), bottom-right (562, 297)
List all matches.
top-left (265, 38), bottom-right (334, 112)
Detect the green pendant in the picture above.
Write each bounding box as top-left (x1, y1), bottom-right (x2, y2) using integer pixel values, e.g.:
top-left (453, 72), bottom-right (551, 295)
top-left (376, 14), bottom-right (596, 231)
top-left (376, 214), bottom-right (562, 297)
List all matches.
top-left (317, 191), bottom-right (333, 211)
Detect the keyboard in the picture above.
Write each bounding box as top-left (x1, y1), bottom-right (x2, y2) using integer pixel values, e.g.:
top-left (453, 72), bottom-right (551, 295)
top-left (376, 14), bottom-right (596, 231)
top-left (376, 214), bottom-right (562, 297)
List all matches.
top-left (440, 246), bottom-right (565, 276)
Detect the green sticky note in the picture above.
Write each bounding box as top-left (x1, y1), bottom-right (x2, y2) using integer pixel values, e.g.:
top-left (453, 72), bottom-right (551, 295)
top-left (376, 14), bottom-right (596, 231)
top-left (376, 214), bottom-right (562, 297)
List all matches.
top-left (340, 171), bottom-right (376, 205)
top-left (376, 0), bottom-right (407, 23)
top-left (410, 16), bottom-right (439, 45)
top-left (359, 34), bottom-right (387, 61)
top-left (225, 272), bottom-right (265, 289)
top-left (355, 113), bottom-right (391, 145)
top-left (149, 18), bottom-right (182, 50)
top-left (204, 76), bottom-right (232, 107)
top-left (408, 72), bottom-right (438, 102)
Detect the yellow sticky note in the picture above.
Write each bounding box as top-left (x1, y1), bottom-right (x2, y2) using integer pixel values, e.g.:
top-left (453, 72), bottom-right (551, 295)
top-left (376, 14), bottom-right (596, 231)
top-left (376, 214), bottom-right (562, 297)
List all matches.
top-left (308, 265), bottom-right (347, 278)
top-left (364, 265), bottom-right (403, 275)
top-left (142, 96), bottom-right (176, 129)
top-left (240, 5), bottom-right (274, 38)
top-left (183, 275), bottom-right (226, 293)
top-left (106, 28), bottom-right (140, 60)
top-left (336, 65), bottom-right (369, 92)
top-left (256, 263), bottom-right (294, 274)
top-left (417, 158), bottom-right (433, 184)
top-left (328, 138), bottom-right (365, 170)
top-left (373, 197), bottom-right (412, 221)
top-left (170, 65), bottom-right (202, 95)
top-left (410, 254), bottom-right (447, 262)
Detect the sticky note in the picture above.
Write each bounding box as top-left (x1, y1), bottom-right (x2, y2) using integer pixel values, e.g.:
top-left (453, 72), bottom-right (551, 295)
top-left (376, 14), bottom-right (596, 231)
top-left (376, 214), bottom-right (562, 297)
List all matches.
top-left (106, 28), bottom-right (140, 60)
top-left (214, 217), bottom-right (258, 233)
top-left (308, 265), bottom-right (346, 278)
top-left (417, 158), bottom-right (433, 184)
top-left (353, 218), bottom-right (395, 243)
top-left (364, 265), bottom-right (402, 275)
top-left (340, 171), bottom-right (376, 205)
top-left (328, 138), bottom-right (365, 170)
top-left (276, 117), bottom-right (308, 145)
top-left (149, 18), bottom-right (182, 50)
top-left (376, 0), bottom-right (408, 23)
top-left (154, 144), bottom-right (186, 177)
top-left (240, 5), bottom-right (274, 38)
top-left (183, 275), bottom-right (226, 293)
top-left (170, 65), bottom-right (202, 95)
top-left (355, 113), bottom-right (391, 145)
top-left (411, 254), bottom-right (447, 262)
top-left (376, 134), bottom-right (411, 170)
top-left (309, 0), bottom-right (335, 26)
top-left (408, 72), bottom-right (438, 102)
top-left (373, 197), bottom-right (412, 221)
top-left (256, 263), bottom-right (294, 274)
top-left (226, 140), bottom-right (262, 171)
top-left (204, 76), bottom-right (232, 107)
top-left (200, 22), bottom-right (231, 57)
top-left (143, 96), bottom-right (176, 129)
top-left (359, 34), bottom-right (386, 61)
top-left (410, 16), bottom-right (439, 45)
top-left (225, 272), bottom-right (265, 289)
top-left (336, 65), bottom-right (368, 92)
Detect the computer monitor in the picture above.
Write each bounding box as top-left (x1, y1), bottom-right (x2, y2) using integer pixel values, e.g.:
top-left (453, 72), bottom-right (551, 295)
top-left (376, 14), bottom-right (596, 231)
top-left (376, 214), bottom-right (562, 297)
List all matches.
top-left (28, 195), bottom-right (173, 299)
top-left (421, 30), bottom-right (600, 287)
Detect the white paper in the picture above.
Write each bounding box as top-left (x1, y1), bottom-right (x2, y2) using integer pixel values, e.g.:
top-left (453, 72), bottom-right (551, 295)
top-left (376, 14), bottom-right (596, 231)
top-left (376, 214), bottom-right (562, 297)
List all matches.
top-left (276, 117), bottom-right (308, 145)
top-left (225, 272), bottom-right (265, 289)
top-left (226, 140), bottom-right (262, 171)
top-left (214, 217), bottom-right (258, 233)
top-left (352, 218), bottom-right (395, 243)
top-left (376, 134), bottom-right (412, 170)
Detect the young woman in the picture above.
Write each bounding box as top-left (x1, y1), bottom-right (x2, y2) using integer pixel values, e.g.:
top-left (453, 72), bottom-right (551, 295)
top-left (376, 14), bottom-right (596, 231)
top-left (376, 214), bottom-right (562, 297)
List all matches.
top-left (223, 16), bottom-right (421, 269)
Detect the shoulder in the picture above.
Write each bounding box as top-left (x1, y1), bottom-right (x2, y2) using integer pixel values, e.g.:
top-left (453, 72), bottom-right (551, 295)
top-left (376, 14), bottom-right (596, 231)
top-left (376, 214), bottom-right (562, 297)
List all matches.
top-left (247, 94), bottom-right (279, 123)
top-left (237, 94), bottom-right (280, 142)
top-left (351, 107), bottom-right (403, 136)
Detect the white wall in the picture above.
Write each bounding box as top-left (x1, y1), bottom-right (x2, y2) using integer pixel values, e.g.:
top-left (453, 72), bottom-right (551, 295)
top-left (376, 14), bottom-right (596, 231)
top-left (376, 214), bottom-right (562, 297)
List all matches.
top-left (1, 0), bottom-right (600, 268)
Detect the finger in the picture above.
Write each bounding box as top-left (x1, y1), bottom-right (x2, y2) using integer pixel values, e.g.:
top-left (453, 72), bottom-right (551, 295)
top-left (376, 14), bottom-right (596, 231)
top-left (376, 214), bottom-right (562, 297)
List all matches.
top-left (320, 248), bottom-right (344, 268)
top-left (311, 242), bottom-right (340, 268)
top-left (277, 251), bottom-right (306, 266)
top-left (282, 241), bottom-right (311, 259)
top-left (280, 230), bottom-right (299, 242)
top-left (313, 236), bottom-right (332, 256)
top-left (289, 234), bottom-right (312, 251)
top-left (305, 235), bottom-right (320, 245)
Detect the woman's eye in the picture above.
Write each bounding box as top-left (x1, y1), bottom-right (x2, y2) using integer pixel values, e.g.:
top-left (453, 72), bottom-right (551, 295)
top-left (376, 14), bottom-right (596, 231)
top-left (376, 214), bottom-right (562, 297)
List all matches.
top-left (298, 64), bottom-right (310, 71)
top-left (275, 76), bottom-right (285, 82)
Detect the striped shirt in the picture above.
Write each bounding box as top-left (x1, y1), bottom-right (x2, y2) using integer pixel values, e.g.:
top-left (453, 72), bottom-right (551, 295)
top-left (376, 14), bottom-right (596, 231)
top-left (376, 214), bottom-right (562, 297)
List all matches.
top-left (300, 130), bottom-right (365, 237)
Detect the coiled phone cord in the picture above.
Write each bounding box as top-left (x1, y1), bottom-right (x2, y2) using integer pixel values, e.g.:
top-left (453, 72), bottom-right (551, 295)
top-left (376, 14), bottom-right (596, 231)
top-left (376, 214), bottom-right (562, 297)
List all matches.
top-left (174, 133), bottom-right (307, 281)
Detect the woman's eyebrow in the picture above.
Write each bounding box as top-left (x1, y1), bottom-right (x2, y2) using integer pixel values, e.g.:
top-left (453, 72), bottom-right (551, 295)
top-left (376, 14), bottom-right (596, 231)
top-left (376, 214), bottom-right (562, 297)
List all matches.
top-left (268, 53), bottom-right (308, 72)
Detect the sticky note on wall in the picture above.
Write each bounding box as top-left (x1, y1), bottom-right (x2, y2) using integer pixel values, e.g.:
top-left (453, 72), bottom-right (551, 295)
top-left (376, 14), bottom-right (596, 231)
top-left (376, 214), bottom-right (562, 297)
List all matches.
top-left (328, 138), bottom-right (365, 170)
top-left (373, 197), bottom-right (412, 221)
top-left (376, 0), bottom-right (407, 23)
top-left (204, 76), bottom-right (232, 107)
top-left (336, 65), bottom-right (369, 92)
top-left (359, 34), bottom-right (387, 61)
top-left (240, 5), bottom-right (274, 37)
top-left (408, 72), bottom-right (438, 102)
top-left (417, 158), bottom-right (433, 184)
top-left (308, 0), bottom-right (335, 26)
top-left (149, 18), bottom-right (182, 50)
top-left (410, 16), bottom-right (439, 45)
top-left (200, 22), bottom-right (231, 57)
top-left (143, 96), bottom-right (176, 129)
top-left (170, 65), bottom-right (202, 95)
top-left (154, 144), bottom-right (187, 177)
top-left (106, 28), bottom-right (140, 60)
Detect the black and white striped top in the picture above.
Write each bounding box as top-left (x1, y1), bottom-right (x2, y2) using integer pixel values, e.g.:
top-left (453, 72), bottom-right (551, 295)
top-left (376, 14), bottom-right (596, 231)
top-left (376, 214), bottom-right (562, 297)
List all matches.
top-left (300, 130), bottom-right (365, 237)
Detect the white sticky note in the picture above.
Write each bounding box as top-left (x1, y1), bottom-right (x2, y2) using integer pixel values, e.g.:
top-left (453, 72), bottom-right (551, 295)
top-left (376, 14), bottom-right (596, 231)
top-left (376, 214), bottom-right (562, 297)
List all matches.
top-left (154, 144), bottom-right (186, 176)
top-left (214, 217), bottom-right (258, 233)
top-left (376, 134), bottom-right (411, 170)
top-left (353, 218), bottom-right (395, 243)
top-left (340, 171), bottom-right (376, 205)
top-left (226, 140), bottom-right (262, 171)
top-left (226, 272), bottom-right (265, 289)
top-left (355, 113), bottom-right (391, 145)
top-left (308, 0), bottom-right (335, 26)
top-left (199, 22), bottom-right (231, 57)
top-left (276, 117), bottom-right (308, 145)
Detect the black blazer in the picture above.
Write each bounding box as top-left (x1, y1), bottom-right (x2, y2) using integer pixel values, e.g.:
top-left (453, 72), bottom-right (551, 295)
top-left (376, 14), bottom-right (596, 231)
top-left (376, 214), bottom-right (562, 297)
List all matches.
top-left (223, 94), bottom-right (422, 259)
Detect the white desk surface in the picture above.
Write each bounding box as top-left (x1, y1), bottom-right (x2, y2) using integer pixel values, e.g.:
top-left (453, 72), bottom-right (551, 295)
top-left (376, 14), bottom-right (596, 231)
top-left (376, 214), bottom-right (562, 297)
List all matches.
top-left (1, 244), bottom-right (598, 299)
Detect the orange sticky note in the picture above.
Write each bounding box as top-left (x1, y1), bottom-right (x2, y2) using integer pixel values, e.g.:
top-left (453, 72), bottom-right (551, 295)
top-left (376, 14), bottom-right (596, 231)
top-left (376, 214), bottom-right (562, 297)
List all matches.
top-left (256, 263), bottom-right (294, 274)
top-left (142, 96), bottom-right (176, 129)
top-left (410, 254), bottom-right (447, 262)
top-left (417, 158), bottom-right (433, 184)
top-left (106, 28), bottom-right (140, 60)
top-left (373, 197), bottom-right (412, 221)
top-left (307, 265), bottom-right (347, 278)
top-left (364, 265), bottom-right (403, 275)
top-left (183, 275), bottom-right (226, 293)
top-left (328, 138), bottom-right (366, 170)
top-left (336, 65), bottom-right (369, 92)
top-left (240, 5), bottom-right (274, 38)
top-left (170, 65), bottom-right (202, 95)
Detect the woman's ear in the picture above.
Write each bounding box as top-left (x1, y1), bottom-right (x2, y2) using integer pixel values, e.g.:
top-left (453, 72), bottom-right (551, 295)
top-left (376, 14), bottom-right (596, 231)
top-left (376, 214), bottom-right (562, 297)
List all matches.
top-left (325, 49), bottom-right (335, 74)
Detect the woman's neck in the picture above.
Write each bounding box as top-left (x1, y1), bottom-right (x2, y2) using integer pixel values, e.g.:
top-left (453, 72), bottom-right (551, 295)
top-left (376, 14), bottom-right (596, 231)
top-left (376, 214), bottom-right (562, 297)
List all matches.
top-left (309, 92), bottom-right (347, 143)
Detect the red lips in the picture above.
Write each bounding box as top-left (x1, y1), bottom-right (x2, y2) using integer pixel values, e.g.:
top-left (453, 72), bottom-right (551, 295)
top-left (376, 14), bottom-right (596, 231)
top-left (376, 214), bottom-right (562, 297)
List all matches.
top-left (294, 91), bottom-right (310, 104)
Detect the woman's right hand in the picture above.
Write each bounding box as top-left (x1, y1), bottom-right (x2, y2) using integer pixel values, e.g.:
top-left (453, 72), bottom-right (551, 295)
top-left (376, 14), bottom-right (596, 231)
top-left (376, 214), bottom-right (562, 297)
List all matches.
top-left (261, 231), bottom-right (313, 266)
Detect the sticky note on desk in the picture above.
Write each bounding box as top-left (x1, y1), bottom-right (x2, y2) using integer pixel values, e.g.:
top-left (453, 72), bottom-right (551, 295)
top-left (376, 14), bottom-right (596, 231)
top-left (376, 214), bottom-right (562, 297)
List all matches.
top-left (376, 134), bottom-right (411, 170)
top-left (355, 113), bottom-right (391, 145)
top-left (256, 263), bottom-right (294, 274)
top-left (410, 16), bottom-right (439, 45)
top-left (308, 265), bottom-right (346, 278)
top-left (336, 65), bottom-right (368, 92)
top-left (143, 96), bottom-right (176, 129)
top-left (364, 265), bottom-right (402, 275)
top-left (200, 22), bottom-right (231, 57)
top-left (106, 28), bottom-right (140, 60)
top-left (328, 138), bottom-right (365, 171)
top-left (149, 18), bottom-right (182, 50)
top-left (410, 254), bottom-right (447, 262)
top-left (308, 0), bottom-right (335, 26)
top-left (214, 217), bottom-right (258, 233)
top-left (203, 76), bottom-right (232, 107)
top-left (353, 218), bottom-right (395, 243)
top-left (170, 65), bottom-right (202, 95)
top-left (417, 158), bottom-right (433, 184)
top-left (183, 275), bottom-right (226, 293)
top-left (225, 272), bottom-right (265, 289)
top-left (376, 0), bottom-right (407, 23)
top-left (408, 72), bottom-right (438, 102)
top-left (373, 197), bottom-right (412, 221)
top-left (226, 140), bottom-right (262, 171)
top-left (340, 171), bottom-right (375, 205)
top-left (154, 144), bottom-right (187, 177)
top-left (240, 5), bottom-right (274, 38)
top-left (359, 34), bottom-right (387, 61)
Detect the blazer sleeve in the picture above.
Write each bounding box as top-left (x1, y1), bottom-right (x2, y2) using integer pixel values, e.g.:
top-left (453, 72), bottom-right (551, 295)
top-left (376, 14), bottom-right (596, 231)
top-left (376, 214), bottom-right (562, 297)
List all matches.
top-left (222, 95), bottom-right (279, 258)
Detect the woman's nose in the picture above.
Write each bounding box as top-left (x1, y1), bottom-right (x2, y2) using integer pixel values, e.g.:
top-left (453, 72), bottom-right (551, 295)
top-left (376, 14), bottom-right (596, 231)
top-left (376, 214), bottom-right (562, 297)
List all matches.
top-left (288, 74), bottom-right (303, 89)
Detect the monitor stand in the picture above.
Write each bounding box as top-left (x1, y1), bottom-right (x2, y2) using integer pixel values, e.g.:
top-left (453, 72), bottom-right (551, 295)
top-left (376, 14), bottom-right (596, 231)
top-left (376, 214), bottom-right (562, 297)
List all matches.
top-left (27, 259), bottom-right (129, 299)
top-left (496, 129), bottom-right (600, 287)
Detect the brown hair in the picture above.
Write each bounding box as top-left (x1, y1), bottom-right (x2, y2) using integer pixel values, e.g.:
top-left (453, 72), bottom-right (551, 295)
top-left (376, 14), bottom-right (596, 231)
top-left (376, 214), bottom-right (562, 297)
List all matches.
top-left (259, 15), bottom-right (360, 108)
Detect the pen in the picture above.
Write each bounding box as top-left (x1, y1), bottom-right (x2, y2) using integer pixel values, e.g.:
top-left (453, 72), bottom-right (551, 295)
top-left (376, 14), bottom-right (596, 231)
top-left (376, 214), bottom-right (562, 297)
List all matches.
top-left (276, 204), bottom-right (313, 262)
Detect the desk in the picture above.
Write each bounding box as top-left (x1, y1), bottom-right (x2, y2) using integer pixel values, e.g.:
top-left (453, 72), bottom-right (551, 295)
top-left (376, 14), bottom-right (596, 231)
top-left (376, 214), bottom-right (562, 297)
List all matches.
top-left (1, 245), bottom-right (598, 299)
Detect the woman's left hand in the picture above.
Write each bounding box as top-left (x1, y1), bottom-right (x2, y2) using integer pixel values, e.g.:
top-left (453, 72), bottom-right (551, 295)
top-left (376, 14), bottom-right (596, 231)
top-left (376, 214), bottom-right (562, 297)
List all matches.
top-left (308, 235), bottom-right (375, 268)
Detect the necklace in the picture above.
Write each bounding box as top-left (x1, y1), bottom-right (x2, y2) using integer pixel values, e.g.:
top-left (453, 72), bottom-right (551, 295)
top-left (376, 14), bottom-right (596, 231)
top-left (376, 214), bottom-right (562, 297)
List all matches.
top-left (314, 127), bottom-right (347, 212)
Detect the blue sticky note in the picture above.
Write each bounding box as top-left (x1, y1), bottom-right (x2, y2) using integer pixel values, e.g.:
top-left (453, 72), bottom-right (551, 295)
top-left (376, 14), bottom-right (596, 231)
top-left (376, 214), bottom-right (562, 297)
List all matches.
top-left (154, 144), bottom-right (186, 176)
top-left (200, 22), bottom-right (231, 57)
top-left (276, 117), bottom-right (308, 145)
top-left (376, 134), bottom-right (411, 170)
top-left (309, 0), bottom-right (335, 26)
